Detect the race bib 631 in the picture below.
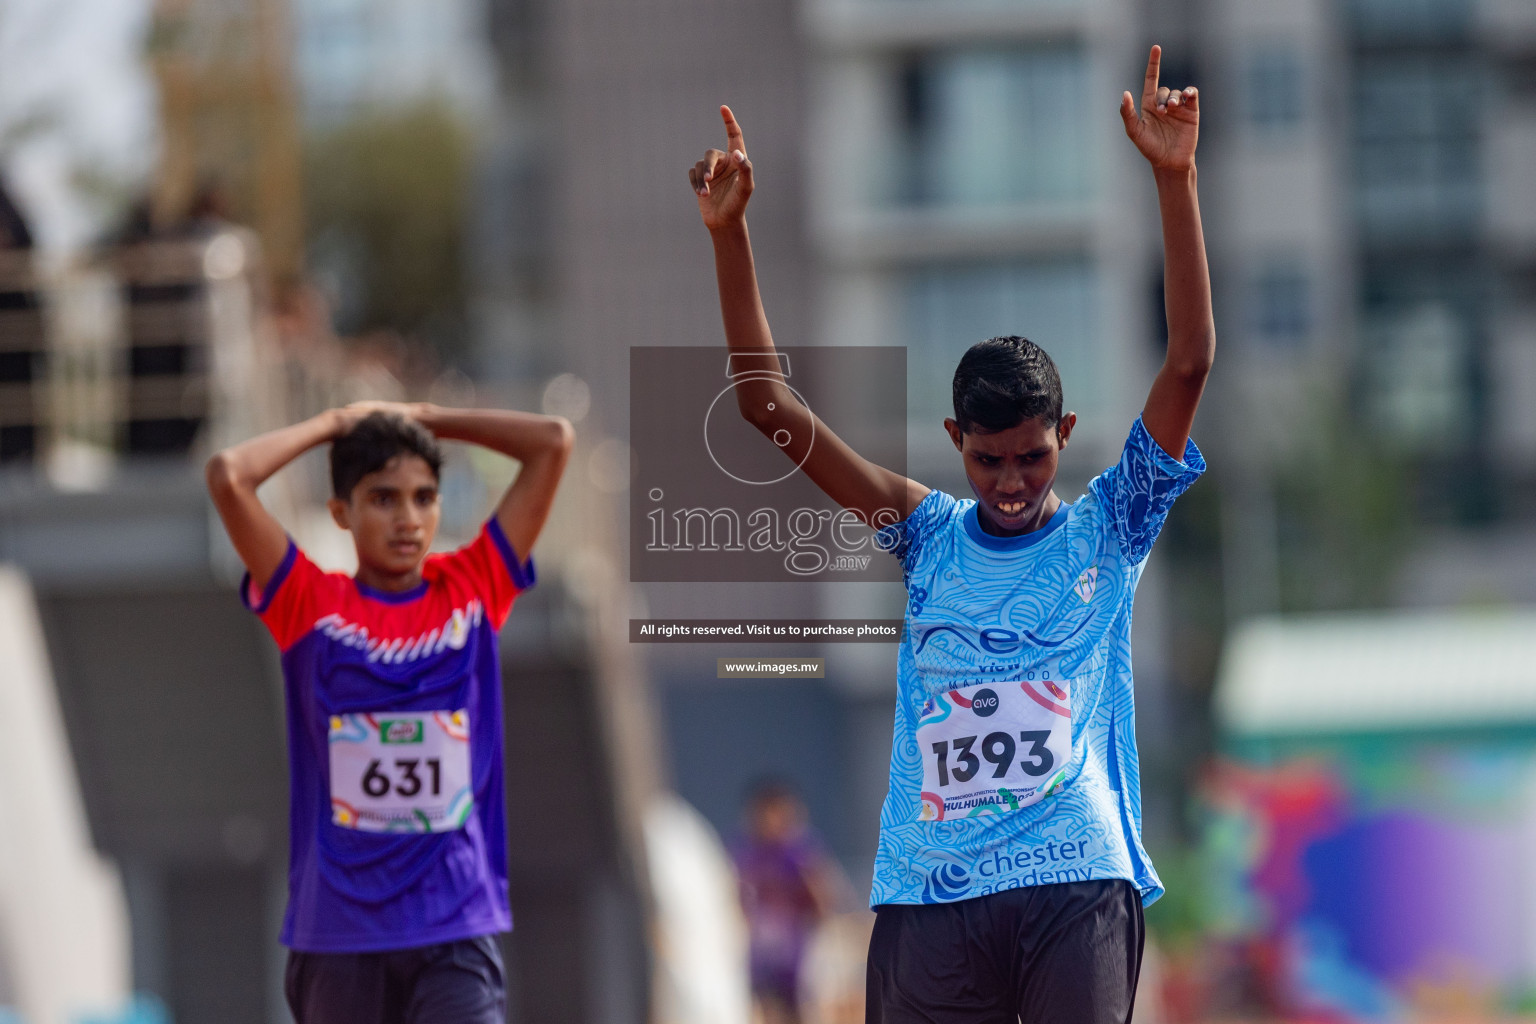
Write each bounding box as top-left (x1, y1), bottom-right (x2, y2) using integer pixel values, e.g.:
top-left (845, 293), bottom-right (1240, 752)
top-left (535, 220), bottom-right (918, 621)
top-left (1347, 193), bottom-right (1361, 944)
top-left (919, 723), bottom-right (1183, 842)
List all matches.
top-left (329, 710), bottom-right (473, 833)
top-left (915, 679), bottom-right (1072, 821)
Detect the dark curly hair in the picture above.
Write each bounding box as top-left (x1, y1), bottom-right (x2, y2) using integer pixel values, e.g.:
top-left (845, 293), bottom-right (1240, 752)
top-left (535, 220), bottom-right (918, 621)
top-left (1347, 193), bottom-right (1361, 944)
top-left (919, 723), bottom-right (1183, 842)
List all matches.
top-left (951, 335), bottom-right (1064, 434)
top-left (330, 412), bottom-right (443, 500)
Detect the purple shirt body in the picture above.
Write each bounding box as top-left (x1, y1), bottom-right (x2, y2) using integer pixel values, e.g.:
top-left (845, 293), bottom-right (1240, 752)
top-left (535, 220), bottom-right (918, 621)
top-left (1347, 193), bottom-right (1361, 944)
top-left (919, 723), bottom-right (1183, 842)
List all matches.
top-left (244, 520), bottom-right (533, 952)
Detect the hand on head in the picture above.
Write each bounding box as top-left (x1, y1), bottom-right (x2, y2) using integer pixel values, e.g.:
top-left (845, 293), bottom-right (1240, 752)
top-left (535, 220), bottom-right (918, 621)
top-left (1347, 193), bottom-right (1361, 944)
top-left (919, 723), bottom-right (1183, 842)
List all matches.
top-left (1119, 45), bottom-right (1200, 172)
top-left (689, 105), bottom-right (755, 230)
top-left (336, 401), bottom-right (423, 435)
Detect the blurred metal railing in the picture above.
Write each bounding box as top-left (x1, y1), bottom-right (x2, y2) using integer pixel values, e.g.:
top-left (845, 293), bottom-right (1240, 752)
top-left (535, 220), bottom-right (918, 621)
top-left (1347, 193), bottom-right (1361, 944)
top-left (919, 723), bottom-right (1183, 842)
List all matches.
top-left (0, 250), bottom-right (46, 464)
top-left (0, 230), bottom-right (278, 477)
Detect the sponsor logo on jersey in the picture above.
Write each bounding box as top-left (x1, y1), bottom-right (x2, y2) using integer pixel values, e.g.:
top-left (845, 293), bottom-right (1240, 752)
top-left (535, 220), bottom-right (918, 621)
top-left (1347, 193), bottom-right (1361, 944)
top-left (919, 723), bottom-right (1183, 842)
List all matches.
top-left (311, 600), bottom-right (485, 664)
top-left (909, 585), bottom-right (928, 616)
top-left (1073, 565), bottom-right (1099, 604)
top-left (921, 855), bottom-right (972, 903)
top-left (913, 618), bottom-right (1092, 656)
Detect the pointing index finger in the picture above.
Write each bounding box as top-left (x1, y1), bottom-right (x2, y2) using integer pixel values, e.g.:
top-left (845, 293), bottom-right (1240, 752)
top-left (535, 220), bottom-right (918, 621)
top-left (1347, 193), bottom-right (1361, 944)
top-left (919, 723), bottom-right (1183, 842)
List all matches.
top-left (721, 104), bottom-right (747, 156)
top-left (1141, 44), bottom-right (1162, 109)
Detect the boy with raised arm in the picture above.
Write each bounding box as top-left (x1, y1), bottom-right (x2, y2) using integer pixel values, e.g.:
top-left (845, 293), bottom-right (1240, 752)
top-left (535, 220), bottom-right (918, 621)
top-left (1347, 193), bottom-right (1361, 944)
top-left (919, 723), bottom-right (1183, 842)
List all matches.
top-left (205, 402), bottom-right (572, 1023)
top-left (689, 46), bottom-right (1212, 1023)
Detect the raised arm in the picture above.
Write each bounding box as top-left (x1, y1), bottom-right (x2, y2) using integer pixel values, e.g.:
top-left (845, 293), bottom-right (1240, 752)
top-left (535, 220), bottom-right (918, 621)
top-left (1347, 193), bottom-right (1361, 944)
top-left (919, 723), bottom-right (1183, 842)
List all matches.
top-left (1120, 45), bottom-right (1215, 459)
top-left (206, 410), bottom-right (347, 590)
top-left (411, 404), bottom-right (574, 560)
top-left (691, 106), bottom-right (929, 526)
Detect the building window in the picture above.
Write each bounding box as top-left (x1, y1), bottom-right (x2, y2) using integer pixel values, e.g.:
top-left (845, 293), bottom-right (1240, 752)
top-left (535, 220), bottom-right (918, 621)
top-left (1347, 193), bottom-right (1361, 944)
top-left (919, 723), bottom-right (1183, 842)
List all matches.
top-left (1251, 266), bottom-right (1311, 345)
top-left (1349, 0), bottom-right (1473, 43)
top-left (906, 261), bottom-right (1099, 420)
top-left (1354, 54), bottom-right (1484, 243)
top-left (891, 47), bottom-right (1092, 207)
top-left (1359, 260), bottom-right (1481, 450)
top-left (1247, 49), bottom-right (1303, 133)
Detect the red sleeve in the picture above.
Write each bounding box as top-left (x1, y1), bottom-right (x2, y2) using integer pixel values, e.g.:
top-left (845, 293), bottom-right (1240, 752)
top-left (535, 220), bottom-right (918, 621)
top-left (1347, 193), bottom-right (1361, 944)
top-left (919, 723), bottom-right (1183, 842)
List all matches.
top-left (241, 541), bottom-right (330, 651)
top-left (434, 518), bottom-right (536, 628)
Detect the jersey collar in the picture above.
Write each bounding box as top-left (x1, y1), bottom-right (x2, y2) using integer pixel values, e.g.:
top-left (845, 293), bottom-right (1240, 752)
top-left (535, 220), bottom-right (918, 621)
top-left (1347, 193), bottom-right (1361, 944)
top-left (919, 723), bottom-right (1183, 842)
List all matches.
top-left (963, 500), bottom-right (1071, 552)
top-left (352, 577), bottom-right (430, 603)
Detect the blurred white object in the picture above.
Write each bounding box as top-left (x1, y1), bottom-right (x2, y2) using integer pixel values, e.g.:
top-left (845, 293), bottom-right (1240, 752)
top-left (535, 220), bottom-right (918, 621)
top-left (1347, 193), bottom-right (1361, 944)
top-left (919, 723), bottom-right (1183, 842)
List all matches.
top-left (0, 567), bottom-right (130, 1022)
top-left (644, 793), bottom-right (752, 1024)
top-left (800, 911), bottom-right (873, 1024)
top-left (1131, 935), bottom-right (1167, 1024)
top-left (1217, 608), bottom-right (1536, 735)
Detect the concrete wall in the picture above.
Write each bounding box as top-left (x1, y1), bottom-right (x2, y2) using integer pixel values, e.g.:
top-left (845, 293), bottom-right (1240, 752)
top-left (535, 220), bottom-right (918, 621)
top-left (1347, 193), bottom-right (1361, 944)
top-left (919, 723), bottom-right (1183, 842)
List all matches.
top-left (0, 567), bottom-right (130, 1024)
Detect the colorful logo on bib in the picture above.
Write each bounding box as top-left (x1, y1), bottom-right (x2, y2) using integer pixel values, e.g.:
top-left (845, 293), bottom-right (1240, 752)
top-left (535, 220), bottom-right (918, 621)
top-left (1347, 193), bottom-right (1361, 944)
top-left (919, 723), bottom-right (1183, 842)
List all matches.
top-left (379, 719), bottom-right (424, 744)
top-left (1073, 565), bottom-right (1099, 604)
top-left (1021, 680), bottom-right (1071, 718)
top-left (970, 688), bottom-right (999, 717)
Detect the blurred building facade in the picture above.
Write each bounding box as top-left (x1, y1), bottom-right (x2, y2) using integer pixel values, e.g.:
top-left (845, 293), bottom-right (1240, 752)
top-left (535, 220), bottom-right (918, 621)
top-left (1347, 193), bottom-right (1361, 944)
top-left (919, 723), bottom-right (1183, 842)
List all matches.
top-left (291, 0), bottom-right (496, 126)
top-left (1192, 0), bottom-right (1536, 614)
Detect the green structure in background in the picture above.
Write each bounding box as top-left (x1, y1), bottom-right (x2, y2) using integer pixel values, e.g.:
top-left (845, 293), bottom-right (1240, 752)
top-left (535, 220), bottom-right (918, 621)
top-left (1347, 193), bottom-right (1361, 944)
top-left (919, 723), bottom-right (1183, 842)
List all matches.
top-left (1205, 610), bottom-right (1536, 1021)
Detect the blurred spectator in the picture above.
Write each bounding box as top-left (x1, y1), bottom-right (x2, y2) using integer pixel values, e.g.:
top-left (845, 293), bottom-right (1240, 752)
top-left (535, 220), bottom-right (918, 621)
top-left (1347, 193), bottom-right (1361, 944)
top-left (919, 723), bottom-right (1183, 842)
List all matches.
top-left (730, 780), bottom-right (849, 1024)
top-left (184, 178), bottom-right (233, 234)
top-left (0, 179), bottom-right (34, 249)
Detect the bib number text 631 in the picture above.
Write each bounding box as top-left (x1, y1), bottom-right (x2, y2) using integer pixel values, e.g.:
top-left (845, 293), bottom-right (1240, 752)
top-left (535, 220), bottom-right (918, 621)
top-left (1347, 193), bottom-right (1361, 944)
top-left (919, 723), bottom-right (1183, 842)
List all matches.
top-left (329, 710), bottom-right (473, 833)
top-left (361, 757), bottom-right (445, 798)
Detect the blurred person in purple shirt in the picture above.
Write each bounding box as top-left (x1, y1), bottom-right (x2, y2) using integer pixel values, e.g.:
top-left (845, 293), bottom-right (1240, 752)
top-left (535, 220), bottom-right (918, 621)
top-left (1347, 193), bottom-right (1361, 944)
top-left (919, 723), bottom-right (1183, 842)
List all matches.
top-left (731, 780), bottom-right (848, 1024)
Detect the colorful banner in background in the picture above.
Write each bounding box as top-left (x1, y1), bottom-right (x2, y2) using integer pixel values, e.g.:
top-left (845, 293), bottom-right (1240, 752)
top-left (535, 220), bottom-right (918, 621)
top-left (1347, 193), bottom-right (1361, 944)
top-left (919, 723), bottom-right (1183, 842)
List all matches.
top-left (1203, 741), bottom-right (1536, 1022)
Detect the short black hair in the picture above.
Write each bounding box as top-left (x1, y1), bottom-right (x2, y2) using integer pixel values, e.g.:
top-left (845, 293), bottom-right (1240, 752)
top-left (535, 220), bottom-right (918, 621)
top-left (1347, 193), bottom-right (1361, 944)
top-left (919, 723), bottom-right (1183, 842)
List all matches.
top-left (330, 412), bottom-right (443, 500)
top-left (745, 776), bottom-right (801, 809)
top-left (951, 335), bottom-right (1064, 434)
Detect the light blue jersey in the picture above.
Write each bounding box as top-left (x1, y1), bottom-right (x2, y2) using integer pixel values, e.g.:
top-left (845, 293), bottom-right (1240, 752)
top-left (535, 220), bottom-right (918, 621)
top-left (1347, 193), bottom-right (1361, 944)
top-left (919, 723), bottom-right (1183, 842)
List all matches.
top-left (871, 417), bottom-right (1204, 908)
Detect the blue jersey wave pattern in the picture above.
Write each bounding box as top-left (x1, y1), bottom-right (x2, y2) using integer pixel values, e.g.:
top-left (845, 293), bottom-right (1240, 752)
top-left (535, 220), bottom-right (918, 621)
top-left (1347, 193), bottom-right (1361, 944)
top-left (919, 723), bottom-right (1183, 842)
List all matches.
top-left (872, 417), bottom-right (1204, 909)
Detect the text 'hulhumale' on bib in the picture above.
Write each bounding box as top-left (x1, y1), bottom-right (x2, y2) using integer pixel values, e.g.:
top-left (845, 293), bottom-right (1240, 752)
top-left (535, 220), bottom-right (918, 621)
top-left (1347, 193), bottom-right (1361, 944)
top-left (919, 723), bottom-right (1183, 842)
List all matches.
top-left (329, 711), bottom-right (473, 832)
top-left (916, 680), bottom-right (1072, 821)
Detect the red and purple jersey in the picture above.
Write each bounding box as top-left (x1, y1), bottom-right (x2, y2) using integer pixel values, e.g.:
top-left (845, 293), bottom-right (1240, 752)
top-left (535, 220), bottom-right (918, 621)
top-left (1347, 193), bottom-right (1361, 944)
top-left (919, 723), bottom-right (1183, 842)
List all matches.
top-left (243, 518), bottom-right (533, 952)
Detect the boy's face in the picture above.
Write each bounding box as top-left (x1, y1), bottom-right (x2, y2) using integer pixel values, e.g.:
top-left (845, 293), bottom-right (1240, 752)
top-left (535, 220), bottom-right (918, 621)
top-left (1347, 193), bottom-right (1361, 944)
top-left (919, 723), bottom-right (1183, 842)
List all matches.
top-left (327, 454), bottom-right (441, 583)
top-left (945, 413), bottom-right (1076, 536)
top-left (750, 794), bottom-right (805, 844)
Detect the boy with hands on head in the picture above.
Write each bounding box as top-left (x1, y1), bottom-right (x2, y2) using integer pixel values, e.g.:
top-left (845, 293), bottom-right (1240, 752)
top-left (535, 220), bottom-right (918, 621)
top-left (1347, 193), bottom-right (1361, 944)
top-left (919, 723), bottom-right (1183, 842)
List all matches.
top-left (691, 45), bottom-right (1212, 1023)
top-left (206, 400), bottom-right (572, 1023)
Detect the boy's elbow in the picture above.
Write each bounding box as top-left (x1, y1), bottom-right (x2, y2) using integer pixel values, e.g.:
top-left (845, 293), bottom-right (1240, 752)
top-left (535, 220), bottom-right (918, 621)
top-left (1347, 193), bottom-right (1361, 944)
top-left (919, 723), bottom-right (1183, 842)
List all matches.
top-left (549, 416), bottom-right (576, 454)
top-left (1170, 353), bottom-right (1213, 382)
top-left (1168, 334), bottom-right (1215, 382)
top-left (737, 395), bottom-right (775, 433)
top-left (204, 451), bottom-right (238, 497)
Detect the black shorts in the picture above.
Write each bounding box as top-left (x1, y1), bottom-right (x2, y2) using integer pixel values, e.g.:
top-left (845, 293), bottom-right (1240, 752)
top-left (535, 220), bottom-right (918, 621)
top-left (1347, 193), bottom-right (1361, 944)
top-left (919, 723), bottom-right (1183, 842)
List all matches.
top-left (866, 879), bottom-right (1144, 1024)
top-left (285, 935), bottom-right (506, 1024)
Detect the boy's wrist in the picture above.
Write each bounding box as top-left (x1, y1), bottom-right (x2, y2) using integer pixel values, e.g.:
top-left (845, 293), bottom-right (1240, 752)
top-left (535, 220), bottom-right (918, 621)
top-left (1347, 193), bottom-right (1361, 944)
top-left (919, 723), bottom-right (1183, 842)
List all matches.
top-left (708, 219), bottom-right (749, 243)
top-left (322, 408), bottom-right (348, 438)
top-left (1153, 163), bottom-right (1197, 188)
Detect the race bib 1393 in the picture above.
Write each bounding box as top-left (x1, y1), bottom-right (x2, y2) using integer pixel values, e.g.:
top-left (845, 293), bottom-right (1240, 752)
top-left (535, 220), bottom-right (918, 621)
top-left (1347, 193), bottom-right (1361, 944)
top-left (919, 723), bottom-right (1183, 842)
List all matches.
top-left (915, 679), bottom-right (1072, 821)
top-left (329, 710), bottom-right (473, 833)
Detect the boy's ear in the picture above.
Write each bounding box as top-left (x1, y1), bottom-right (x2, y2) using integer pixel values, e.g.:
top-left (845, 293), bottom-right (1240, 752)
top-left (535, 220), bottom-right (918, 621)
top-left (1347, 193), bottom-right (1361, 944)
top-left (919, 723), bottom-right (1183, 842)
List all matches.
top-left (327, 497), bottom-right (352, 531)
top-left (944, 417), bottom-right (965, 452)
top-left (1056, 412), bottom-right (1077, 448)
